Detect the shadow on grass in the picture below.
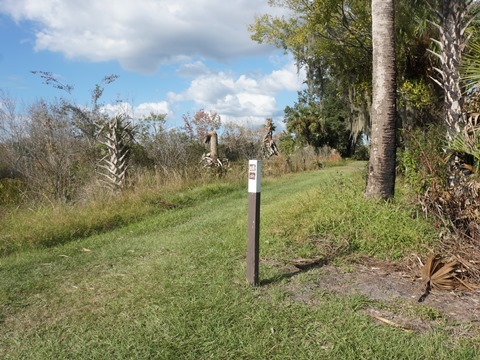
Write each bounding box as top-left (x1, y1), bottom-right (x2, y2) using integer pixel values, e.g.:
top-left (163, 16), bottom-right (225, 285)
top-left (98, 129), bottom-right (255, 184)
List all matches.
top-left (260, 257), bottom-right (330, 286)
top-left (259, 240), bottom-right (355, 286)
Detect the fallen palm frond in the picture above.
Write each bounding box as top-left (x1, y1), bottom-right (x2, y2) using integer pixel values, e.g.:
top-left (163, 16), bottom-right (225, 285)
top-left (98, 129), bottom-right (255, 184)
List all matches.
top-left (425, 255), bottom-right (458, 290)
top-left (418, 254), bottom-right (476, 302)
top-left (369, 314), bottom-right (413, 333)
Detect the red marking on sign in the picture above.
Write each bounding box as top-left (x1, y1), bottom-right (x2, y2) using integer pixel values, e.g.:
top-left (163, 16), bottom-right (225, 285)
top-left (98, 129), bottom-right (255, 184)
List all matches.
top-left (249, 172), bottom-right (256, 180)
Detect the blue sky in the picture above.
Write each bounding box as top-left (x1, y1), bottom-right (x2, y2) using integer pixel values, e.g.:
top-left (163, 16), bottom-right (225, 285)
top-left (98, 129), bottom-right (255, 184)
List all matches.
top-left (0, 0), bottom-right (305, 129)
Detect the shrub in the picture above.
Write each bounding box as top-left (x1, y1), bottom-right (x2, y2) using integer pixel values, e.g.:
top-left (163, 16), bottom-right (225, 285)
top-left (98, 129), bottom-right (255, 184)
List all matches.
top-left (0, 178), bottom-right (26, 206)
top-left (398, 125), bottom-right (447, 195)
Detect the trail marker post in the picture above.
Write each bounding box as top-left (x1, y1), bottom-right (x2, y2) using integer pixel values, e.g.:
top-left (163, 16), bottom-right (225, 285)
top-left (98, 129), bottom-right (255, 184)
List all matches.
top-left (247, 160), bottom-right (261, 286)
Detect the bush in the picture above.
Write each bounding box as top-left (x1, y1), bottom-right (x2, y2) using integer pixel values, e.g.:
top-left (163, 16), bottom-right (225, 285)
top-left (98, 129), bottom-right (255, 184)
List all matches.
top-left (352, 144), bottom-right (369, 161)
top-left (0, 178), bottom-right (26, 206)
top-left (398, 125), bottom-right (447, 195)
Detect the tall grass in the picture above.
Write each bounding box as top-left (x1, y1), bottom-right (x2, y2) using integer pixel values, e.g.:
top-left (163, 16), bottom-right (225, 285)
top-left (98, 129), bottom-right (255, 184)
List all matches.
top-left (0, 169), bottom-right (243, 255)
top-left (262, 170), bottom-right (436, 260)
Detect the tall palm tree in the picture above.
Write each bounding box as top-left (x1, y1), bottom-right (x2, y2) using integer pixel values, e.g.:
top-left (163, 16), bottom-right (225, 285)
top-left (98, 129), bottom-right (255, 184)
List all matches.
top-left (365, 0), bottom-right (397, 199)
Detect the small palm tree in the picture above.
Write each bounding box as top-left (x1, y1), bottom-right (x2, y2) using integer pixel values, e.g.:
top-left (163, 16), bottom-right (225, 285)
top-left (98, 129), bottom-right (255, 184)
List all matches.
top-left (448, 127), bottom-right (479, 175)
top-left (97, 115), bottom-right (134, 191)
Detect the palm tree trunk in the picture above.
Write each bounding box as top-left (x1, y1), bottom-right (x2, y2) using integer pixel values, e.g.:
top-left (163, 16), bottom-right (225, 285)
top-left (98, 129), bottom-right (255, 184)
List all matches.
top-left (428, 1), bottom-right (474, 188)
top-left (365, 0), bottom-right (397, 200)
top-left (432, 0), bottom-right (470, 141)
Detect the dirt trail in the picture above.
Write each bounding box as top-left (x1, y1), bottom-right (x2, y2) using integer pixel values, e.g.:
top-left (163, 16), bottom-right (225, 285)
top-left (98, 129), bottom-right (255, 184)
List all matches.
top-left (270, 260), bottom-right (480, 337)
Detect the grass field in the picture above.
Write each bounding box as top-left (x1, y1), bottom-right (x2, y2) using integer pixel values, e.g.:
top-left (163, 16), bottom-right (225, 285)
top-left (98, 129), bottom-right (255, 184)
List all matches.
top-left (1, 163), bottom-right (478, 358)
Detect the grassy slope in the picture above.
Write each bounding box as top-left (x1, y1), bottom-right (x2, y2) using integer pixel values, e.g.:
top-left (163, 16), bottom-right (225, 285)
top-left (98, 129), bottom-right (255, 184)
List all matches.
top-left (1, 163), bottom-right (477, 358)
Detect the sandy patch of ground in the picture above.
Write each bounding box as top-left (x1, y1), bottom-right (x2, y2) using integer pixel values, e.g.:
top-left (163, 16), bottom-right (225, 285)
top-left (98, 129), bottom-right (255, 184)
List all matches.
top-left (264, 258), bottom-right (480, 338)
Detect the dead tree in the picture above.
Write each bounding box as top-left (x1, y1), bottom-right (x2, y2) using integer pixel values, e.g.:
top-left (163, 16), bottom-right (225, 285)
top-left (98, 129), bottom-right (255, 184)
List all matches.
top-left (201, 130), bottom-right (228, 173)
top-left (262, 118), bottom-right (279, 159)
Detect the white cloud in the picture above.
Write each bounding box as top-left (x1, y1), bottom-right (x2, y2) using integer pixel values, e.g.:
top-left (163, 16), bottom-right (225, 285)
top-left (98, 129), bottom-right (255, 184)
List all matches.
top-left (169, 59), bottom-right (305, 126)
top-left (100, 101), bottom-right (171, 119)
top-left (135, 101), bottom-right (171, 118)
top-left (0, 0), bottom-right (304, 127)
top-left (176, 61), bottom-right (212, 78)
top-left (261, 62), bottom-right (304, 93)
top-left (0, 0), bottom-right (289, 73)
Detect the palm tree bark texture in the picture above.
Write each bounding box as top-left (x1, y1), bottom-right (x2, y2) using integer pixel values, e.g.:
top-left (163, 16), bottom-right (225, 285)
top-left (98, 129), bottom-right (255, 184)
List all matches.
top-left (442, 0), bottom-right (468, 140)
top-left (428, 1), bottom-right (475, 188)
top-left (365, 0), bottom-right (397, 200)
top-left (429, 0), bottom-right (471, 141)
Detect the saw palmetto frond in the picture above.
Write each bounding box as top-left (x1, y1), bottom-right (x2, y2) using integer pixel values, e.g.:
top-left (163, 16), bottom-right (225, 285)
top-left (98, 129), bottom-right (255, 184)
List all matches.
top-left (429, 259), bottom-right (459, 290)
top-left (423, 255), bottom-right (459, 289)
top-left (418, 255), bottom-right (475, 302)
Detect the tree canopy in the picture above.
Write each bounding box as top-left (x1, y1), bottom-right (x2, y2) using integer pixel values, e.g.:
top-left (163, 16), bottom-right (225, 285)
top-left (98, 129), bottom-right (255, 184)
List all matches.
top-left (250, 0), bottom-right (441, 155)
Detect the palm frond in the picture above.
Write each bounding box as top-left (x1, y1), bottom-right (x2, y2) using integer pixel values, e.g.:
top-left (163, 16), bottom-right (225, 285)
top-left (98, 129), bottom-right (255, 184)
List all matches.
top-left (461, 41), bottom-right (480, 90)
top-left (422, 255), bottom-right (475, 294)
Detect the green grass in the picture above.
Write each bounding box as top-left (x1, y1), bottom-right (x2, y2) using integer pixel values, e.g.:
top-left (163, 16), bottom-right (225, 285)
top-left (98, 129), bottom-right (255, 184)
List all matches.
top-left (1, 163), bottom-right (478, 358)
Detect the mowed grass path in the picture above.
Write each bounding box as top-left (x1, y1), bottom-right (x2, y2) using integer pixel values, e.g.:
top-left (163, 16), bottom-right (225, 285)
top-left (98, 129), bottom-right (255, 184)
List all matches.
top-left (1, 163), bottom-right (477, 358)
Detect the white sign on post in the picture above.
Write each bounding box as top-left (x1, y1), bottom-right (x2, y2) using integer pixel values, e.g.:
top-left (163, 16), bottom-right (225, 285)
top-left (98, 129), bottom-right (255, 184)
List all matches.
top-left (248, 160), bottom-right (261, 193)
